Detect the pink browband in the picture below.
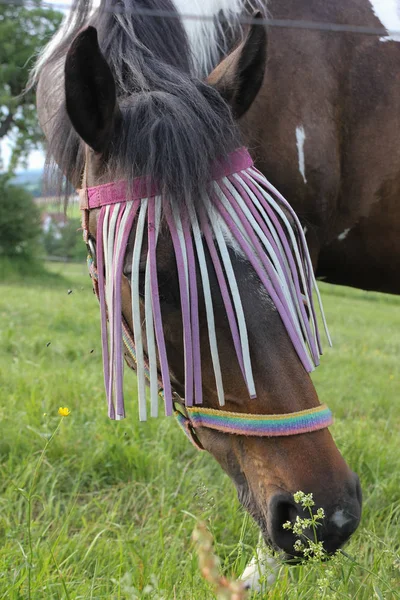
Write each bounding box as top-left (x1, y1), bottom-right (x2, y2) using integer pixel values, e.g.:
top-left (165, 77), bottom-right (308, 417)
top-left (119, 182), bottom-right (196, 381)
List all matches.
top-left (80, 146), bottom-right (332, 441)
top-left (80, 148), bottom-right (254, 210)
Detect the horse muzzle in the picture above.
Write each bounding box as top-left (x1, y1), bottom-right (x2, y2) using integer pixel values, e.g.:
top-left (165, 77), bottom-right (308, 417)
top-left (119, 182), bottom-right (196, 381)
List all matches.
top-left (261, 472), bottom-right (362, 559)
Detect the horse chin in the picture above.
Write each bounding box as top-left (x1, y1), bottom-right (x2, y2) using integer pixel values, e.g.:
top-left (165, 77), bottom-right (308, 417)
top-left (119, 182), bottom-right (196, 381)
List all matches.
top-left (235, 482), bottom-right (275, 552)
top-left (236, 486), bottom-right (291, 561)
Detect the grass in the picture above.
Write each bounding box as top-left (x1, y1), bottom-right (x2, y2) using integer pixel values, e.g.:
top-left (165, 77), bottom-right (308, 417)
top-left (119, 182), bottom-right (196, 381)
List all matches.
top-left (0, 256), bottom-right (61, 283)
top-left (0, 262), bottom-right (399, 599)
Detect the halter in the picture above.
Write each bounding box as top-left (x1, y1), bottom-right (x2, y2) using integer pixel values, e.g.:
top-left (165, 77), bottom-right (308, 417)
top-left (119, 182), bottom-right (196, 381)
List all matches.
top-left (80, 147), bottom-right (333, 449)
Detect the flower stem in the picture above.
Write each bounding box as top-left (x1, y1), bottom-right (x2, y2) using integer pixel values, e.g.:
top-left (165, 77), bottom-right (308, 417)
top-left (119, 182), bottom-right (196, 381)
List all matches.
top-left (27, 418), bottom-right (63, 599)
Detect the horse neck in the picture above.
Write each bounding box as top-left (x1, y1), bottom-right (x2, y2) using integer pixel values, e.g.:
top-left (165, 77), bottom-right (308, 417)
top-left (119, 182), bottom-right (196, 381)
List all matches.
top-left (267, 0), bottom-right (380, 24)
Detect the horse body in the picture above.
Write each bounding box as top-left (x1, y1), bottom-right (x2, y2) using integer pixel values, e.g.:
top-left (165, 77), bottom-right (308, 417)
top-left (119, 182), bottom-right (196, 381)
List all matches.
top-left (316, 33), bottom-right (400, 293)
top-left (33, 0), bottom-right (362, 559)
top-left (249, 0), bottom-right (400, 293)
top-left (181, 0), bottom-right (400, 293)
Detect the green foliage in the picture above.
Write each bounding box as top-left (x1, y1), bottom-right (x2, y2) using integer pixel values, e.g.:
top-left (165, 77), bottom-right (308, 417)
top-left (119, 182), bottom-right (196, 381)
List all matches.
top-left (0, 173), bottom-right (41, 259)
top-left (41, 216), bottom-right (87, 262)
top-left (0, 255), bottom-right (47, 281)
top-left (0, 268), bottom-right (399, 598)
top-left (0, 1), bottom-right (62, 171)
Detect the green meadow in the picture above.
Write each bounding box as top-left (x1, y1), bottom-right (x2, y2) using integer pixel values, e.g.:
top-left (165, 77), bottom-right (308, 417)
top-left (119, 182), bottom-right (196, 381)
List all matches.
top-left (0, 262), bottom-right (399, 599)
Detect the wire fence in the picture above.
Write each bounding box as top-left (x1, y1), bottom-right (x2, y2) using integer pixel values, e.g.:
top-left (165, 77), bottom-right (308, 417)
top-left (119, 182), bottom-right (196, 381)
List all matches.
top-left (1, 0), bottom-right (399, 38)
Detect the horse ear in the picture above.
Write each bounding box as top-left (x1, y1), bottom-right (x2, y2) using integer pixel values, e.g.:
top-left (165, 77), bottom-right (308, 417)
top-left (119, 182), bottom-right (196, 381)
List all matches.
top-left (65, 26), bottom-right (118, 152)
top-left (207, 12), bottom-right (267, 119)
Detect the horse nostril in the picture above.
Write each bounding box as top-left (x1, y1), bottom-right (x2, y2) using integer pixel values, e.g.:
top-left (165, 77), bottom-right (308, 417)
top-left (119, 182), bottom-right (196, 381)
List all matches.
top-left (268, 482), bottom-right (362, 557)
top-left (268, 494), bottom-right (300, 555)
top-left (274, 498), bottom-right (298, 528)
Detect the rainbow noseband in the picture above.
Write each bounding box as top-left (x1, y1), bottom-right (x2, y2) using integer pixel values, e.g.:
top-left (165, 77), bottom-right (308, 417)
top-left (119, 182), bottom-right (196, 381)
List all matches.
top-left (174, 403), bottom-right (333, 450)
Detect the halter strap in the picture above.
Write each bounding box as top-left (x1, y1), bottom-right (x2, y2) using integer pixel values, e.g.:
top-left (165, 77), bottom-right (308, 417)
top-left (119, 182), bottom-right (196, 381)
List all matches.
top-left (174, 404), bottom-right (333, 450)
top-left (185, 404), bottom-right (333, 437)
top-left (79, 147), bottom-right (254, 210)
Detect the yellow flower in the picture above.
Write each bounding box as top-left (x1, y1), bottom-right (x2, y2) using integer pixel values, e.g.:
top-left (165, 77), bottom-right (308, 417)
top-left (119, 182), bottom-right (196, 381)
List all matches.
top-left (58, 407), bottom-right (71, 417)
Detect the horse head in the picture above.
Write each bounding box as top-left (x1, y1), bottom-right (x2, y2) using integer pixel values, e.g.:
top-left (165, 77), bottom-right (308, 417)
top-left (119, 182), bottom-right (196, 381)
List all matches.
top-left (42, 12), bottom-right (361, 558)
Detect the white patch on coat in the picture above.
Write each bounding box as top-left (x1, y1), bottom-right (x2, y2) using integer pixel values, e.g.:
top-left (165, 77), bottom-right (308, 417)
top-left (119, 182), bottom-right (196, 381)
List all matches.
top-left (303, 225), bottom-right (308, 235)
top-left (295, 126), bottom-right (307, 184)
top-left (338, 228), bottom-right (351, 241)
top-left (369, 0), bottom-right (400, 42)
top-left (331, 510), bottom-right (352, 529)
top-left (241, 543), bottom-right (279, 592)
top-left (172, 0), bottom-right (267, 75)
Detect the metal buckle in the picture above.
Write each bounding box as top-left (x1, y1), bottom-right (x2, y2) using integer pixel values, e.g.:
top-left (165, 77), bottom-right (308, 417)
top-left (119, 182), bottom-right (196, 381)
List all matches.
top-left (173, 396), bottom-right (204, 451)
top-left (87, 236), bottom-right (97, 268)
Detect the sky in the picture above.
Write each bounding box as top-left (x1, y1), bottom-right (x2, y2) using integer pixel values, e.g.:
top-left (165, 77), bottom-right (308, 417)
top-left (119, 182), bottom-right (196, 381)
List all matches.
top-left (1, 143), bottom-right (45, 172)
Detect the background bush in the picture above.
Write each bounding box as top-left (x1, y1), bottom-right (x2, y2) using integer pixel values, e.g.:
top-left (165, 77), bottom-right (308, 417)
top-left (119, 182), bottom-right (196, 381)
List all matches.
top-left (0, 174), bottom-right (41, 260)
top-left (41, 216), bottom-right (87, 262)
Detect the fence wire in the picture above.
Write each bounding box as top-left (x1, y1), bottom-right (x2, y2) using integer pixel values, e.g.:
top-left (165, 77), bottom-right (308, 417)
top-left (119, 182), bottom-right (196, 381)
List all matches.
top-left (0, 0), bottom-right (399, 38)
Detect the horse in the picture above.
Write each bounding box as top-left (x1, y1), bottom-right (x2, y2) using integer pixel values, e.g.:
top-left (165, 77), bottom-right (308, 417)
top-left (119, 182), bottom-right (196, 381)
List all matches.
top-left (32, 0), bottom-right (362, 569)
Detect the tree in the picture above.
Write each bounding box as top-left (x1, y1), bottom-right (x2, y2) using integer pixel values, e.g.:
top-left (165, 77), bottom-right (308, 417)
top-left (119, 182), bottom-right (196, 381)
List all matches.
top-left (0, 1), bottom-right (62, 171)
top-left (0, 173), bottom-right (41, 259)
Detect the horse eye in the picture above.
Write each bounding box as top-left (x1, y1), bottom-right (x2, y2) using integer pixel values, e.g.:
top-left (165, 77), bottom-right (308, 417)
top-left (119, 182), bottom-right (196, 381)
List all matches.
top-left (134, 270), bottom-right (176, 308)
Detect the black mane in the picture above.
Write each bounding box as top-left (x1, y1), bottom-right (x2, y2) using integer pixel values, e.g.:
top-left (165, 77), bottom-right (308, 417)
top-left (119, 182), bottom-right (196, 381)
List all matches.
top-left (32, 0), bottom-right (239, 199)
